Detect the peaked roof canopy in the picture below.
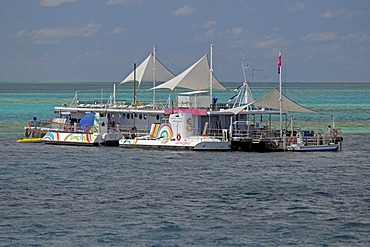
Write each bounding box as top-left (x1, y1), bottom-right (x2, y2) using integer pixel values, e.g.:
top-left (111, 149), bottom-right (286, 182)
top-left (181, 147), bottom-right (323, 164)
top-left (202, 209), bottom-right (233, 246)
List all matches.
top-left (252, 89), bottom-right (317, 113)
top-left (120, 53), bottom-right (175, 86)
top-left (150, 54), bottom-right (226, 91)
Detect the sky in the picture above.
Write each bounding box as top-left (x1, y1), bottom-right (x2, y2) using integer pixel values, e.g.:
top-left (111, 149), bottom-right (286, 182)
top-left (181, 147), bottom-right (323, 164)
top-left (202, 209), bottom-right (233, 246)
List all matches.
top-left (0, 0), bottom-right (369, 83)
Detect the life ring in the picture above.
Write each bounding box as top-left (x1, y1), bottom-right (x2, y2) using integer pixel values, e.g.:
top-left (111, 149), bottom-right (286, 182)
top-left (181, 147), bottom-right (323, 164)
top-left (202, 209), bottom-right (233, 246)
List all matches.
top-left (176, 134), bottom-right (181, 141)
top-left (289, 136), bottom-right (295, 143)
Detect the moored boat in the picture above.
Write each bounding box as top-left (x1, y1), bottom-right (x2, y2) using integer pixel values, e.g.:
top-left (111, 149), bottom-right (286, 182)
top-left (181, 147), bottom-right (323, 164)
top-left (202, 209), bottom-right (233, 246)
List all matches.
top-left (120, 112), bottom-right (231, 151)
top-left (287, 143), bottom-right (339, 152)
top-left (286, 128), bottom-right (342, 152)
top-left (42, 112), bottom-right (122, 146)
top-left (16, 137), bottom-right (43, 143)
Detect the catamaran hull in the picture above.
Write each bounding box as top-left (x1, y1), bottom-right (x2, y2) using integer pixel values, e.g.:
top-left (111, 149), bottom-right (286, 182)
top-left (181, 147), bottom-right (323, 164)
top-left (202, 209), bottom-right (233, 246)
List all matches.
top-left (42, 131), bottom-right (121, 146)
top-left (120, 138), bottom-right (231, 151)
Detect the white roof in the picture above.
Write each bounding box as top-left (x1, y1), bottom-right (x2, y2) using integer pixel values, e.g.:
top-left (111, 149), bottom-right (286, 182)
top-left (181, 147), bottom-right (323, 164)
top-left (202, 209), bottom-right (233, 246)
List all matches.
top-left (178, 90), bottom-right (209, 95)
top-left (120, 53), bottom-right (174, 86)
top-left (150, 54), bottom-right (226, 91)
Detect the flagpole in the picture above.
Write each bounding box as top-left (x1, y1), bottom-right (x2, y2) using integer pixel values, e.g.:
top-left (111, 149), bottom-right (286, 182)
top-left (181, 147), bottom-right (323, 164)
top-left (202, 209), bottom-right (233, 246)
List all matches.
top-left (278, 52), bottom-right (282, 138)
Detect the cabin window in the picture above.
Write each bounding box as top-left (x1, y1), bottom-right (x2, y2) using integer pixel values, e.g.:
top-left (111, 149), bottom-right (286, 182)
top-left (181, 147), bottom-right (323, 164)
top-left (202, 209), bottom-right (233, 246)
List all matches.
top-left (139, 114), bottom-right (142, 120)
top-left (131, 114), bottom-right (134, 119)
top-left (111, 113), bottom-right (115, 119)
top-left (127, 113), bottom-right (130, 119)
top-left (144, 114), bottom-right (147, 120)
top-left (156, 115), bottom-right (160, 120)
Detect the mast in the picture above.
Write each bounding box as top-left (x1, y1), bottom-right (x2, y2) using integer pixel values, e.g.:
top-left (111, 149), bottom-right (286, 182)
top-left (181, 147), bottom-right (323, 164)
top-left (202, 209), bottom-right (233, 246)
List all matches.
top-left (133, 63), bottom-right (137, 105)
top-left (209, 44), bottom-right (214, 108)
top-left (152, 45), bottom-right (156, 108)
top-left (278, 51), bottom-right (282, 138)
top-left (113, 84), bottom-right (116, 105)
top-left (241, 58), bottom-right (248, 107)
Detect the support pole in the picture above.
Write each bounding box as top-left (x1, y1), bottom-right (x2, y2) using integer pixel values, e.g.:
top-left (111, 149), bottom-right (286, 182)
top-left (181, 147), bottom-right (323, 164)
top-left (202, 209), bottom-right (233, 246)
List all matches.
top-left (153, 45), bottom-right (156, 108)
top-left (209, 44), bottom-right (214, 109)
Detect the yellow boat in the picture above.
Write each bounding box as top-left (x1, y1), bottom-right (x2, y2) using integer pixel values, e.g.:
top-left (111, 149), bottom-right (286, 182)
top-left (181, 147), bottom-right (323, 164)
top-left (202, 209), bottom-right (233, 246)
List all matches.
top-left (16, 137), bottom-right (43, 143)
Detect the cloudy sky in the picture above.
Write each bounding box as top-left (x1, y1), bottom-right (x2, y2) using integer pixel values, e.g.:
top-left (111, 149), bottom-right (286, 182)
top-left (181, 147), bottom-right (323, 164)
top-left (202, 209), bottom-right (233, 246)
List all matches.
top-left (1, 0), bottom-right (369, 83)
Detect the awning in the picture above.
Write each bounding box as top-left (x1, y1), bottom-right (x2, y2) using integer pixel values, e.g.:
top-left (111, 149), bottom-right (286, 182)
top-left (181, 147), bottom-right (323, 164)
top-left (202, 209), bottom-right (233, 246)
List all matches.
top-left (251, 89), bottom-right (317, 113)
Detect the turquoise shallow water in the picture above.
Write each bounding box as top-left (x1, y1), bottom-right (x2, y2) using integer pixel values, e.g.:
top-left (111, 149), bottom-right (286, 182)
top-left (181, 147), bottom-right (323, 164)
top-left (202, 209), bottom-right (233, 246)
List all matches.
top-left (0, 81), bottom-right (369, 138)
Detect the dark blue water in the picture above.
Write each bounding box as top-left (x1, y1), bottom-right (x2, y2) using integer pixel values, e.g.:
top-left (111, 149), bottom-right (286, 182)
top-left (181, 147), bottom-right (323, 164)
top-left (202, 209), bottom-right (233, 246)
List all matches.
top-left (1, 135), bottom-right (369, 246)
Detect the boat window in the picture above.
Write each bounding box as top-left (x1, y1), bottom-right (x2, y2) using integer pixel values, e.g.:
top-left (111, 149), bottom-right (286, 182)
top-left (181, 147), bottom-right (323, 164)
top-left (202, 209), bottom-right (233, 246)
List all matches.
top-left (156, 115), bottom-right (160, 120)
top-left (139, 114), bottom-right (142, 120)
top-left (144, 114), bottom-right (147, 120)
top-left (111, 113), bottom-right (115, 119)
top-left (131, 114), bottom-right (134, 119)
top-left (127, 113), bottom-right (130, 119)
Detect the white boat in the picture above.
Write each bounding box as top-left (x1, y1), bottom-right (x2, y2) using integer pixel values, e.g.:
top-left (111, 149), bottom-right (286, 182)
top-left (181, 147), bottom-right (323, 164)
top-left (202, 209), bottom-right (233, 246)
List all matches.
top-left (42, 112), bottom-right (122, 146)
top-left (120, 112), bottom-right (231, 151)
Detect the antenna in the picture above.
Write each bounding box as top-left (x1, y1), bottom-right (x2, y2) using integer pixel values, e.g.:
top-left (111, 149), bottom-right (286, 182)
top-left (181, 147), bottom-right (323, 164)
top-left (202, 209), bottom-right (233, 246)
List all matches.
top-left (244, 66), bottom-right (269, 82)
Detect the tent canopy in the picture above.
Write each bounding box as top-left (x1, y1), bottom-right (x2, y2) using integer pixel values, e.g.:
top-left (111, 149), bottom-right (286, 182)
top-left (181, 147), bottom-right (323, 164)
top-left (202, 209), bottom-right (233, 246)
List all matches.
top-left (150, 54), bottom-right (226, 91)
top-left (120, 53), bottom-right (175, 86)
top-left (251, 89), bottom-right (317, 113)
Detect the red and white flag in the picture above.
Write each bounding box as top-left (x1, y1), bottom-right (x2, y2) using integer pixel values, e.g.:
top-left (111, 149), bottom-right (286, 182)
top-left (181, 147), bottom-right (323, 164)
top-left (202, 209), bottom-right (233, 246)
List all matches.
top-left (277, 52), bottom-right (282, 74)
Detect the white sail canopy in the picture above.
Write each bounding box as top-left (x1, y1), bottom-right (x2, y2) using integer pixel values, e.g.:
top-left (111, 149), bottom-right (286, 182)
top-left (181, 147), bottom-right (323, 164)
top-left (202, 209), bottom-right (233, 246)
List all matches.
top-left (151, 54), bottom-right (226, 91)
top-left (252, 89), bottom-right (317, 113)
top-left (120, 53), bottom-right (175, 86)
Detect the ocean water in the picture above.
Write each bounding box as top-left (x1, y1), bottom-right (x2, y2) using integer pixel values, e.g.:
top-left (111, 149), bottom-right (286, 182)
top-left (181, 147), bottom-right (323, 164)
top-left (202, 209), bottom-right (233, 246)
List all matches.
top-left (1, 136), bottom-right (370, 246)
top-left (0, 81), bottom-right (370, 246)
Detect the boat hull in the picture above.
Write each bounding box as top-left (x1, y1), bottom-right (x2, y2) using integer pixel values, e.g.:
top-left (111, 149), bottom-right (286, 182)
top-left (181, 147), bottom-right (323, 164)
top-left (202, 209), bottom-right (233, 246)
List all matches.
top-left (287, 144), bottom-right (339, 152)
top-left (120, 137), bottom-right (231, 151)
top-left (16, 137), bottom-right (43, 143)
top-left (42, 131), bottom-right (121, 146)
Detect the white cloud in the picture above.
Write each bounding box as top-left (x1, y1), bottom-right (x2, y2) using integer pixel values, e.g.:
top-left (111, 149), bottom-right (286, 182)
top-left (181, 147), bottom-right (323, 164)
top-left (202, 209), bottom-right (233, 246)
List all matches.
top-left (201, 21), bottom-right (216, 30)
top-left (17, 23), bottom-right (101, 43)
top-left (172, 5), bottom-right (194, 17)
top-left (329, 55), bottom-right (346, 62)
top-left (302, 32), bottom-right (338, 42)
top-left (105, 0), bottom-right (140, 5)
top-left (302, 31), bottom-right (370, 42)
top-left (321, 9), bottom-right (364, 18)
top-left (342, 31), bottom-right (370, 42)
top-left (194, 21), bottom-right (216, 41)
top-left (254, 34), bottom-right (285, 49)
top-left (288, 2), bottom-right (306, 12)
top-left (194, 21), bottom-right (244, 42)
top-left (39, 0), bottom-right (78, 7)
top-left (230, 27), bottom-right (244, 36)
top-left (110, 27), bottom-right (125, 35)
